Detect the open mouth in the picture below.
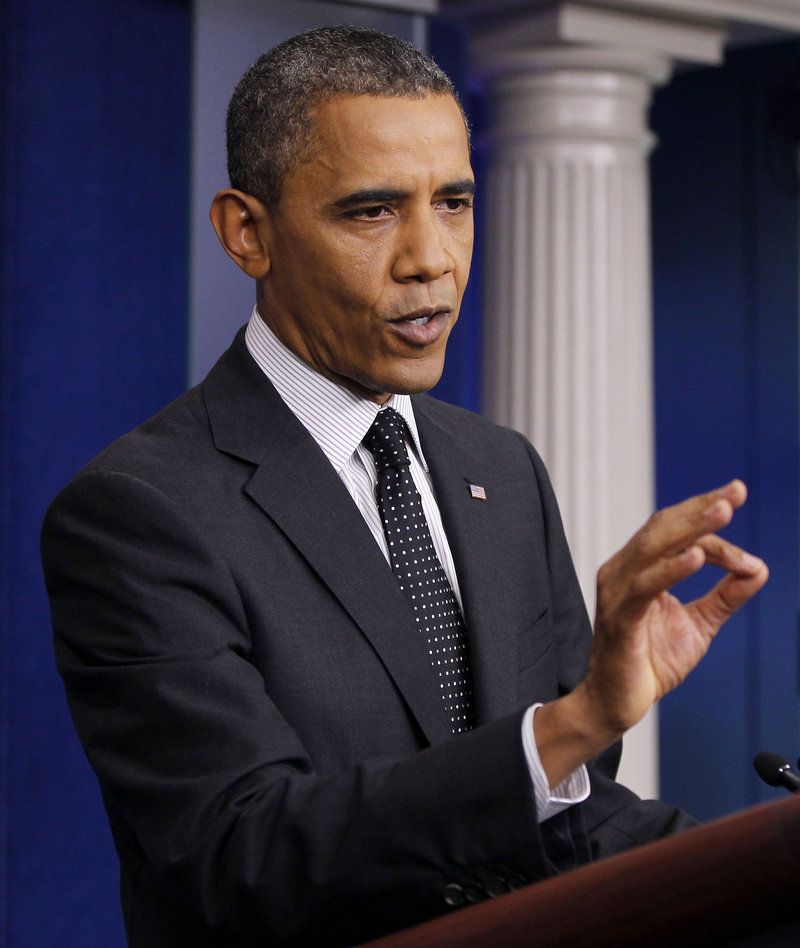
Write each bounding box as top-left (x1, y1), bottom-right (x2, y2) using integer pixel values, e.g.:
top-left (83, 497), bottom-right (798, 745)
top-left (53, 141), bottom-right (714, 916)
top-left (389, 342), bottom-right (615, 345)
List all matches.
top-left (388, 307), bottom-right (450, 345)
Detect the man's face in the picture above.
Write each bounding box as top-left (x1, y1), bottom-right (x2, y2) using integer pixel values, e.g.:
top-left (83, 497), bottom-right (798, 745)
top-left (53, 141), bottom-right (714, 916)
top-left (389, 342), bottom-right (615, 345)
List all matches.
top-left (256, 93), bottom-right (474, 403)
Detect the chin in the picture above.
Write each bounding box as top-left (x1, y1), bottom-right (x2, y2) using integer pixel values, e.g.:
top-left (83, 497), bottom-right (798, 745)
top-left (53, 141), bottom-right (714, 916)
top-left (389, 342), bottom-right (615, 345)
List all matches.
top-left (386, 373), bottom-right (444, 397)
top-left (348, 359), bottom-right (446, 402)
top-left (391, 361), bottom-right (447, 396)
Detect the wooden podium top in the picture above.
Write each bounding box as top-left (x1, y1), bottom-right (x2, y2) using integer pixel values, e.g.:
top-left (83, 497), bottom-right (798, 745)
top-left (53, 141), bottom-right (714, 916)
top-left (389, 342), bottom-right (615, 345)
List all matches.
top-left (362, 794), bottom-right (800, 948)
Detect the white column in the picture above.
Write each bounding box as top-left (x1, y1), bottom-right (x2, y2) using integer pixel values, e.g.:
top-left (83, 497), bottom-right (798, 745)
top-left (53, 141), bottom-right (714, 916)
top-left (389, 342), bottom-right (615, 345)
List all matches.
top-left (481, 47), bottom-right (669, 616)
top-left (465, 7), bottom-right (726, 798)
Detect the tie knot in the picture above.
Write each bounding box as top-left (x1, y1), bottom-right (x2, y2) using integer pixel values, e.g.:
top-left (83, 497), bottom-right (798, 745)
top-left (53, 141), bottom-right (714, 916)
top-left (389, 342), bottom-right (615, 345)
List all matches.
top-left (363, 407), bottom-right (410, 471)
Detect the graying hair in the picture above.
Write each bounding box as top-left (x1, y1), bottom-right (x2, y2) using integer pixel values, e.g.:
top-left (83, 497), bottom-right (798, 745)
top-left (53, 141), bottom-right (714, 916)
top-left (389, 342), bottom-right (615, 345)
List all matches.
top-left (226, 25), bottom-right (464, 210)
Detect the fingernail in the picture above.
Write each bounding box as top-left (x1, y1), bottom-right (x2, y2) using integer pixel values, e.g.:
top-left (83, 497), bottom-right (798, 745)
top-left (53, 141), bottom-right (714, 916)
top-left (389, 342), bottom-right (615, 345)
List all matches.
top-left (741, 552), bottom-right (763, 571)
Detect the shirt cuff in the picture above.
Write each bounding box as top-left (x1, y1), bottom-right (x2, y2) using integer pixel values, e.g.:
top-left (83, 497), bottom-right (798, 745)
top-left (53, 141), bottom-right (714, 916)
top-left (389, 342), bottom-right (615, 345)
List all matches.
top-left (522, 703), bottom-right (590, 823)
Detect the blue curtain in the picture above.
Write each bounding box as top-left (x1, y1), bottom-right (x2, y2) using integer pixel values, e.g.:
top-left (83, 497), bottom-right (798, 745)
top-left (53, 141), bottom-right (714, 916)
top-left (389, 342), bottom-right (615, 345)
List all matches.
top-left (652, 41), bottom-right (800, 820)
top-left (0, 1), bottom-right (190, 943)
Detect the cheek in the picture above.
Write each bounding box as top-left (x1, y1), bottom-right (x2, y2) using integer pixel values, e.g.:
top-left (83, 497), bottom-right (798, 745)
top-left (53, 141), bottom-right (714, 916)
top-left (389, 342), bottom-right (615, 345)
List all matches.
top-left (455, 229), bottom-right (474, 273)
top-left (326, 247), bottom-right (389, 311)
top-left (280, 248), bottom-right (372, 325)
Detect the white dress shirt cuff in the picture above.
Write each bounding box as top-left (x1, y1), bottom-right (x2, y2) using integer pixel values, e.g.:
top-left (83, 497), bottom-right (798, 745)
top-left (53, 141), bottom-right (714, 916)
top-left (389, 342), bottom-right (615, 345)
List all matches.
top-left (522, 703), bottom-right (590, 823)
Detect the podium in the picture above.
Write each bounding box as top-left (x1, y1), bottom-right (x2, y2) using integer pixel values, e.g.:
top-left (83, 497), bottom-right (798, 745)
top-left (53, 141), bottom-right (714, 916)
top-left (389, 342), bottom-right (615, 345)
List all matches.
top-left (362, 795), bottom-right (800, 947)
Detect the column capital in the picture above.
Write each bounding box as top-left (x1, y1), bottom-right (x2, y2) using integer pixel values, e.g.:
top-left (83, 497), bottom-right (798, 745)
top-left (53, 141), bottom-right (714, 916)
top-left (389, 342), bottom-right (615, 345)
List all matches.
top-left (442, 0), bottom-right (800, 78)
top-left (449, 2), bottom-right (727, 81)
top-left (441, 0), bottom-right (800, 34)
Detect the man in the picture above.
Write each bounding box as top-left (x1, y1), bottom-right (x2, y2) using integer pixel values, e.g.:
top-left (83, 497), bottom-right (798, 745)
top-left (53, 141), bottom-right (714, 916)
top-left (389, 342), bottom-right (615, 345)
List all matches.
top-left (41, 25), bottom-right (767, 948)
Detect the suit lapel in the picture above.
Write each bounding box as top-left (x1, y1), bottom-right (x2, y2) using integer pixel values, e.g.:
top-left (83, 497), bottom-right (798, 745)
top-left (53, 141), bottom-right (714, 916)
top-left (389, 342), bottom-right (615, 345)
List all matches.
top-left (202, 333), bottom-right (453, 746)
top-left (414, 399), bottom-right (521, 726)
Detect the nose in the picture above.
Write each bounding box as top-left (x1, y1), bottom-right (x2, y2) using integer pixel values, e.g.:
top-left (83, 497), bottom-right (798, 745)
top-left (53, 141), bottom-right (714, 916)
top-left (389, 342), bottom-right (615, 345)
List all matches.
top-left (392, 209), bottom-right (453, 283)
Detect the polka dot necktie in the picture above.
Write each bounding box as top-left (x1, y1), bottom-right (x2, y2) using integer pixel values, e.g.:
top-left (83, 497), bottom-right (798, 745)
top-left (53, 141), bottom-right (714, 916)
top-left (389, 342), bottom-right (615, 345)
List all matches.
top-left (363, 407), bottom-right (475, 734)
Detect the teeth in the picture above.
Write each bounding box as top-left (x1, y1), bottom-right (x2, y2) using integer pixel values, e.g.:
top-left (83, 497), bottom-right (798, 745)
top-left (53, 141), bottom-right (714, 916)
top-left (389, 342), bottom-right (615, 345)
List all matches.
top-left (408, 315), bottom-right (432, 326)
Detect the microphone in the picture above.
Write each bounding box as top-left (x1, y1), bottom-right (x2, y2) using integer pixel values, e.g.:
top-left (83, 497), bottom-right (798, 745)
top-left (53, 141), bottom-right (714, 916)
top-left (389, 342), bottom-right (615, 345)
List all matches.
top-left (753, 751), bottom-right (800, 794)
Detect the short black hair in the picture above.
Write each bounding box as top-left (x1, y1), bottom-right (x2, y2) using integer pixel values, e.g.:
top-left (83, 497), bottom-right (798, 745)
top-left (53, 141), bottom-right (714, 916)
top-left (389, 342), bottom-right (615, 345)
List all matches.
top-left (226, 25), bottom-right (464, 210)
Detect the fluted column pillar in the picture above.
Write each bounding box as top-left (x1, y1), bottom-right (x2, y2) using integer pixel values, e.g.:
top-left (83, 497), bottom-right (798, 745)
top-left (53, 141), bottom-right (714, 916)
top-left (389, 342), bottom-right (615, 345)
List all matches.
top-left (481, 45), bottom-right (670, 613)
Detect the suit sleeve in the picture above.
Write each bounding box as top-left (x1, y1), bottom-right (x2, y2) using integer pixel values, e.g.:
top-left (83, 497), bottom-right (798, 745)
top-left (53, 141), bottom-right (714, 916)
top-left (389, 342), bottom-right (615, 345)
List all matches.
top-left (43, 466), bottom-right (562, 946)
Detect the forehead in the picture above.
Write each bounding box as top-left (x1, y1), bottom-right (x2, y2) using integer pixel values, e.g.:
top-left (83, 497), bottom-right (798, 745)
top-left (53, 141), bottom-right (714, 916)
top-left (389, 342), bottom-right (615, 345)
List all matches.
top-left (290, 94), bottom-right (472, 197)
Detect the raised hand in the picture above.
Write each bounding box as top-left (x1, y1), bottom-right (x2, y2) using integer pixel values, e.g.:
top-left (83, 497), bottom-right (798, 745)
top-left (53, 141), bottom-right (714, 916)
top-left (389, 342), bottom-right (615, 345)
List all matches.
top-left (534, 481), bottom-right (768, 788)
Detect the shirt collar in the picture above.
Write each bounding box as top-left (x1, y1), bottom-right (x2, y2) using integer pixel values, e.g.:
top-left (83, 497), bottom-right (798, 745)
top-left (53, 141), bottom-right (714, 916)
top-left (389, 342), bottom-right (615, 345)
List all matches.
top-left (244, 307), bottom-right (428, 473)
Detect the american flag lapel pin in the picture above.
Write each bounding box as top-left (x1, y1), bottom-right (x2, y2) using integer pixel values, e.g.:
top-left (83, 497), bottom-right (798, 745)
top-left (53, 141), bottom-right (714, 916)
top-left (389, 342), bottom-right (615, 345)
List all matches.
top-left (469, 483), bottom-right (487, 501)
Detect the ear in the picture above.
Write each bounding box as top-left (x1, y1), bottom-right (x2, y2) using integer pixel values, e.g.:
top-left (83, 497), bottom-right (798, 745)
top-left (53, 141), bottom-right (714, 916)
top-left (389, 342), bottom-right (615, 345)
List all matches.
top-left (209, 189), bottom-right (271, 278)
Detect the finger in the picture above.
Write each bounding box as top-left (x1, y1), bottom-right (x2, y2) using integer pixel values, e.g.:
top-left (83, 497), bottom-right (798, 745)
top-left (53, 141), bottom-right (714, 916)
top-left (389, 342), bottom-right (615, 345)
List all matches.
top-left (619, 480), bottom-right (747, 568)
top-left (596, 480), bottom-right (751, 619)
top-left (600, 531), bottom-right (767, 624)
top-left (696, 533), bottom-right (766, 577)
top-left (600, 543), bottom-right (708, 618)
top-left (688, 557), bottom-right (769, 632)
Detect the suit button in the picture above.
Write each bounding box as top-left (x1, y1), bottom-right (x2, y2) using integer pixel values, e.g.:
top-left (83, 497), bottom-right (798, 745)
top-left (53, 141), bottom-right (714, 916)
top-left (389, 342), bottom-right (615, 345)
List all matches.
top-left (443, 883), bottom-right (465, 906)
top-left (463, 884), bottom-right (484, 904)
top-left (484, 875), bottom-right (508, 898)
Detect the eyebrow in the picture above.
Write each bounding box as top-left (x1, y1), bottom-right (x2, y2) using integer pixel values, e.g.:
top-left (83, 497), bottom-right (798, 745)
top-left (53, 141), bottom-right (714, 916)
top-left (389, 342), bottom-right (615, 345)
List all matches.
top-left (330, 179), bottom-right (476, 210)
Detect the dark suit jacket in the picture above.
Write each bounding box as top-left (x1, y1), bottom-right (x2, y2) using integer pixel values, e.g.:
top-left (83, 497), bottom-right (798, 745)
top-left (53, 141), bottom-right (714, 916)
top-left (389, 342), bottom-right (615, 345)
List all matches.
top-left (42, 330), bottom-right (693, 947)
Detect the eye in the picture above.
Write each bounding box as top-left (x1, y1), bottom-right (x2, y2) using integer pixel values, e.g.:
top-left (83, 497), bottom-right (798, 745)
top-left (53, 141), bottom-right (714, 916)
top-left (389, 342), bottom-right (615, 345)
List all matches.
top-left (437, 197), bottom-right (473, 212)
top-left (351, 205), bottom-right (393, 221)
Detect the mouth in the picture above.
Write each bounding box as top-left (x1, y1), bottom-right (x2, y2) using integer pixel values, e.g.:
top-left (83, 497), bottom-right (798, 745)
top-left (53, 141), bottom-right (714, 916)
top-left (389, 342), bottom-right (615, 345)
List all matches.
top-left (392, 306), bottom-right (449, 326)
top-left (388, 307), bottom-right (452, 345)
